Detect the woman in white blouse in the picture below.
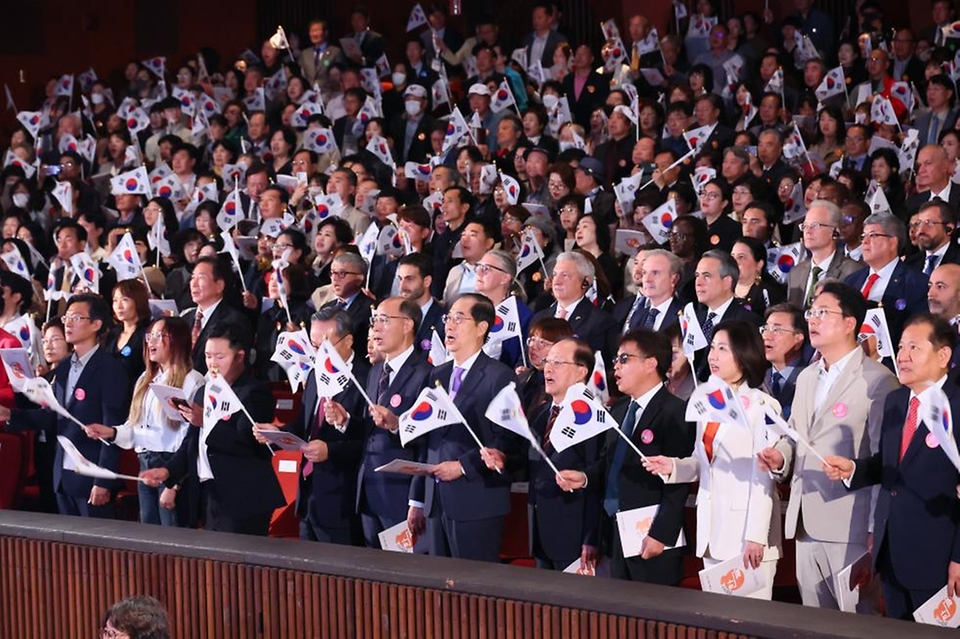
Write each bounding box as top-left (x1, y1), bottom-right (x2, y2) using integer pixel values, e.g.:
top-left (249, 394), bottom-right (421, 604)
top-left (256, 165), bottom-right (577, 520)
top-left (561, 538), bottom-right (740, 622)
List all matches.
top-left (643, 320), bottom-right (782, 599)
top-left (85, 316), bottom-right (204, 526)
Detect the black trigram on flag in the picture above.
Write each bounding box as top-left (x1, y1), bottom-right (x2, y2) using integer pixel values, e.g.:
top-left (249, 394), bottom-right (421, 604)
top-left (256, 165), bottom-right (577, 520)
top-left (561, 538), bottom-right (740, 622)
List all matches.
top-left (507, 321), bottom-right (517, 332)
top-left (561, 426), bottom-right (576, 438)
top-left (437, 409), bottom-right (447, 420)
top-left (596, 411), bottom-right (605, 423)
top-left (319, 373), bottom-right (331, 385)
top-left (220, 401), bottom-right (231, 412)
top-left (279, 351), bottom-right (293, 361)
top-left (404, 424), bottom-right (416, 433)
top-left (335, 374), bottom-right (349, 387)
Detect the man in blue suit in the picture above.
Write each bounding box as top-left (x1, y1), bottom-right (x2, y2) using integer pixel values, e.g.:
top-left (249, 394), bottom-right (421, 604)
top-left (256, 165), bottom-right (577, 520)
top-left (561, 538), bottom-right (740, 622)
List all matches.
top-left (407, 293), bottom-right (521, 562)
top-left (357, 297), bottom-right (432, 548)
top-left (845, 214), bottom-right (929, 349)
top-left (3, 294), bottom-right (129, 518)
top-left (824, 314), bottom-right (960, 620)
top-left (257, 307), bottom-right (368, 544)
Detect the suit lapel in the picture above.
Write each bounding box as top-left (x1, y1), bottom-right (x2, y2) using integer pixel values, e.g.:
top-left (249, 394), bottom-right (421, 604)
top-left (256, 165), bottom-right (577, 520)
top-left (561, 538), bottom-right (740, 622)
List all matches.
top-left (66, 350), bottom-right (100, 409)
top-left (812, 351), bottom-right (861, 435)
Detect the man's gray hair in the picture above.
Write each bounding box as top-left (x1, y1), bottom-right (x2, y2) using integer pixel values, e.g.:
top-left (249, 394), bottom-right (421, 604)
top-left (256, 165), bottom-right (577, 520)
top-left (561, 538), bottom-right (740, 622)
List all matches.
top-left (808, 199), bottom-right (842, 227)
top-left (332, 252), bottom-right (368, 281)
top-left (555, 251), bottom-right (595, 279)
top-left (863, 213), bottom-right (907, 251)
top-left (485, 249), bottom-right (517, 280)
top-left (701, 249), bottom-right (740, 291)
top-left (312, 307), bottom-right (354, 339)
top-left (644, 248), bottom-right (683, 278)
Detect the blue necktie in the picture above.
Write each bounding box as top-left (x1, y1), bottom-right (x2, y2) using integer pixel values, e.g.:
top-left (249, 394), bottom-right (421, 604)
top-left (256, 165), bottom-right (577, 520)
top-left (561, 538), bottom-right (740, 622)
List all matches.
top-left (603, 400), bottom-right (639, 516)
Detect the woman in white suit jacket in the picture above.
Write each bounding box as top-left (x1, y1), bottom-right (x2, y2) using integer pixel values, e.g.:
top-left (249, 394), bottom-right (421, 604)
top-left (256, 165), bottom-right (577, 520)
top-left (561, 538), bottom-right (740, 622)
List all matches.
top-left (644, 320), bottom-right (783, 599)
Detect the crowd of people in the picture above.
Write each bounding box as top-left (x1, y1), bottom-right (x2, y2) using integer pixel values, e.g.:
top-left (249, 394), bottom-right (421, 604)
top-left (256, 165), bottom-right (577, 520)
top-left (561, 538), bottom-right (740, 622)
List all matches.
top-left (2, 0), bottom-right (960, 624)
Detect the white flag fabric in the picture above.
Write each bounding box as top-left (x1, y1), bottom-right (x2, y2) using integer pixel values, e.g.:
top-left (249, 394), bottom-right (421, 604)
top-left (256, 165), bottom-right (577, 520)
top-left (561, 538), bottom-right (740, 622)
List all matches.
top-left (428, 329), bottom-right (448, 366)
top-left (550, 383), bottom-right (613, 453)
top-left (674, 0), bottom-right (688, 19)
top-left (398, 386), bottom-right (464, 447)
top-left (148, 162), bottom-right (173, 187)
top-left (685, 376), bottom-right (750, 429)
top-left (683, 124), bottom-right (715, 154)
top-left (442, 107), bottom-right (470, 153)
top-left (0, 348), bottom-right (33, 392)
top-left (858, 308), bottom-right (895, 359)
top-left (636, 28), bottom-right (660, 55)
top-left (377, 224), bottom-right (404, 258)
top-left (490, 79), bottom-right (517, 114)
top-left (217, 192), bottom-right (243, 231)
top-left (407, 3), bottom-right (428, 31)
top-left (487, 296), bottom-right (523, 346)
top-left (21, 377), bottom-right (80, 425)
top-left (782, 126), bottom-right (807, 160)
top-left (16, 110), bottom-right (43, 138)
top-left (54, 75), bottom-right (74, 97)
top-left (641, 198), bottom-right (678, 245)
top-left (270, 329), bottom-right (316, 392)
top-left (871, 96), bottom-right (899, 126)
top-left (765, 68), bottom-right (784, 94)
top-left (203, 377), bottom-right (244, 430)
top-left (499, 172), bottom-right (522, 205)
top-left (52, 181), bottom-right (73, 215)
top-left (357, 222), bottom-right (379, 264)
top-left (782, 180), bottom-right (807, 224)
top-left (485, 382), bottom-right (539, 446)
top-left (367, 134), bottom-right (396, 168)
top-left (313, 192), bottom-right (345, 221)
top-left (243, 88), bottom-right (266, 112)
top-left (4, 149), bottom-right (36, 179)
top-left (153, 174), bottom-right (186, 201)
top-left (516, 229), bottom-right (545, 273)
top-left (105, 233), bottom-right (143, 281)
top-left (1, 247), bottom-right (31, 282)
top-left (5, 316), bottom-right (34, 351)
top-left (292, 100), bottom-right (324, 128)
top-left (58, 436), bottom-right (119, 481)
top-left (69, 252), bottom-right (99, 294)
top-left (124, 107), bottom-right (151, 135)
top-left (919, 386), bottom-right (960, 473)
top-left (600, 18), bottom-right (620, 41)
top-left (149, 214), bottom-right (172, 258)
top-left (680, 302), bottom-right (708, 358)
top-left (587, 351), bottom-right (610, 406)
top-left (766, 242), bottom-right (803, 285)
top-left (613, 171), bottom-right (644, 209)
top-left (869, 185), bottom-right (892, 215)
top-left (404, 161), bottom-right (433, 182)
top-left (110, 166), bottom-right (151, 196)
top-left (890, 81), bottom-right (913, 112)
top-left (142, 57), bottom-right (166, 78)
top-left (692, 166), bottom-right (716, 195)
top-left (315, 338), bottom-right (352, 398)
top-left (302, 127), bottom-right (338, 154)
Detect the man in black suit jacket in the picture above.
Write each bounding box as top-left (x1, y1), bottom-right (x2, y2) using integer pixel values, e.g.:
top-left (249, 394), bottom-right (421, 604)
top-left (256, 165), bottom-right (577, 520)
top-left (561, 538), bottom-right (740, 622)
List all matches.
top-left (903, 200), bottom-right (960, 275)
top-left (531, 251), bottom-right (617, 360)
top-left (761, 303), bottom-right (809, 420)
top-left (4, 294), bottom-right (129, 518)
top-left (694, 95), bottom-right (735, 156)
top-left (521, 3), bottom-right (566, 68)
top-left (258, 308), bottom-right (368, 544)
top-left (846, 214), bottom-right (929, 350)
top-left (143, 322), bottom-right (284, 536)
top-left (357, 298), bottom-right (433, 548)
top-left (613, 249), bottom-right (684, 335)
top-left (824, 315), bottom-right (960, 620)
top-left (396, 253), bottom-right (446, 355)
top-left (562, 47), bottom-right (610, 129)
top-left (320, 252), bottom-right (373, 362)
top-left (692, 250), bottom-right (762, 381)
top-left (407, 294), bottom-right (521, 562)
top-left (560, 329), bottom-right (694, 583)
top-left (904, 145), bottom-right (960, 217)
top-left (389, 85), bottom-right (439, 164)
top-left (181, 256), bottom-right (252, 375)
top-left (346, 8), bottom-right (384, 67)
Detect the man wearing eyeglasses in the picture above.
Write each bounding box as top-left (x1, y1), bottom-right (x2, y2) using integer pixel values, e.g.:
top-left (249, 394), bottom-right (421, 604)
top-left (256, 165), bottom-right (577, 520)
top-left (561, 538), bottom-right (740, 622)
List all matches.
top-left (2, 294), bottom-right (128, 519)
top-left (476, 249), bottom-right (532, 368)
top-left (906, 145), bottom-right (960, 215)
top-left (758, 282), bottom-right (899, 612)
top-left (407, 293), bottom-right (520, 562)
top-left (845, 214), bottom-right (929, 349)
top-left (320, 252), bottom-right (372, 361)
top-left (761, 303), bottom-right (808, 420)
top-left (786, 201), bottom-right (861, 309)
top-left (442, 219), bottom-right (496, 307)
top-left (904, 200), bottom-right (960, 274)
top-left (840, 124), bottom-right (870, 177)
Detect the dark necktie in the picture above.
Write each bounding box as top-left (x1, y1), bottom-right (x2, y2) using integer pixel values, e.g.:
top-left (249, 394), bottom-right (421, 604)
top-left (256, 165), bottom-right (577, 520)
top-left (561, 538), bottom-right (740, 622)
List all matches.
top-left (603, 400), bottom-right (639, 516)
top-left (771, 371), bottom-right (783, 399)
top-left (805, 265), bottom-right (823, 309)
top-left (542, 404), bottom-right (562, 449)
top-left (642, 307), bottom-right (660, 330)
top-left (624, 296), bottom-right (646, 333)
top-left (702, 311), bottom-right (718, 344)
top-left (925, 254), bottom-right (940, 277)
top-left (191, 308), bottom-right (203, 346)
top-left (377, 362), bottom-right (392, 405)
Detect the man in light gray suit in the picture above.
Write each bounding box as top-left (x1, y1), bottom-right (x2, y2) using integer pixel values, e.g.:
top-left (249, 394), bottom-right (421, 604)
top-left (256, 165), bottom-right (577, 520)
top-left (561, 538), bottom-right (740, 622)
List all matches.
top-left (786, 201), bottom-right (861, 309)
top-left (759, 281), bottom-right (900, 612)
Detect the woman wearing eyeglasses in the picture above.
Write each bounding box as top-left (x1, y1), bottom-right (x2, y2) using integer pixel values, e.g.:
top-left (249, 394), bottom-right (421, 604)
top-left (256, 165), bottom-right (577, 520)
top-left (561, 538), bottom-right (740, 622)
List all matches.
top-left (643, 320), bottom-right (783, 599)
top-left (83, 317), bottom-right (205, 527)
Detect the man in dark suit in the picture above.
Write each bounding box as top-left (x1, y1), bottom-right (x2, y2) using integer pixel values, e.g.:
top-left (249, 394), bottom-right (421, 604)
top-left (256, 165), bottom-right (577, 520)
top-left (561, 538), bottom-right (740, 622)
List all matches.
top-left (573, 158), bottom-right (617, 227)
top-left (407, 293), bottom-right (520, 562)
top-left (913, 75), bottom-right (959, 148)
top-left (562, 45), bottom-right (609, 129)
top-left (357, 297), bottom-right (432, 548)
top-left (614, 249), bottom-right (684, 335)
top-left (142, 322), bottom-right (284, 536)
top-left (560, 329), bottom-right (694, 583)
top-left (824, 314), bottom-right (960, 620)
top-left (692, 250), bottom-right (762, 381)
top-left (181, 256), bottom-right (252, 375)
top-left (761, 303), bottom-right (809, 420)
top-left (396, 253), bottom-right (445, 355)
top-left (905, 145), bottom-right (960, 216)
top-left (904, 200), bottom-right (960, 275)
top-left (521, 3), bottom-right (566, 68)
top-left (846, 214), bottom-right (929, 349)
top-left (47, 220), bottom-right (117, 316)
top-left (389, 85), bottom-right (438, 164)
top-left (346, 7), bottom-right (384, 68)
top-left (927, 264), bottom-right (960, 374)
top-left (320, 252), bottom-right (373, 362)
top-left (257, 308), bottom-right (368, 544)
top-left (890, 29), bottom-right (927, 89)
top-left (3, 294), bottom-right (128, 518)
top-left (531, 251), bottom-right (617, 360)
top-left (694, 95), bottom-right (735, 156)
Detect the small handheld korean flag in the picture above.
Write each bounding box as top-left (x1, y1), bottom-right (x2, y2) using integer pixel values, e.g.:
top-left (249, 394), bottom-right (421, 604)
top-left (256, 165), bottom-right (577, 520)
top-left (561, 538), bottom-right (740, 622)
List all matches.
top-left (636, 28), bottom-right (660, 55)
top-left (54, 74), bottom-right (74, 97)
top-left (142, 57), bottom-right (166, 78)
top-left (270, 329), bottom-right (317, 392)
top-left (516, 229), bottom-right (545, 274)
top-left (21, 377), bottom-right (85, 427)
top-left (486, 382), bottom-right (562, 475)
top-left (58, 436), bottom-right (127, 481)
top-left (52, 181), bottom-right (73, 215)
top-left (870, 96), bottom-right (899, 127)
top-left (782, 180), bottom-right (807, 224)
top-left (641, 198), bottom-right (677, 245)
top-left (499, 172), bottom-right (522, 206)
top-left (315, 338), bottom-right (352, 399)
top-left (680, 302), bottom-right (707, 358)
top-left (203, 377), bottom-right (244, 430)
top-left (600, 18), bottom-right (620, 41)
top-left (919, 386), bottom-right (960, 473)
top-left (367, 134), bottom-right (396, 168)
top-left (1, 247), bottom-right (31, 282)
top-left (243, 88), bottom-right (266, 113)
top-left (303, 127), bottom-right (337, 154)
top-left (110, 166), bottom-right (151, 196)
top-left (398, 386), bottom-right (464, 447)
top-left (869, 186), bottom-right (891, 215)
top-left (441, 107), bottom-right (470, 153)
top-left (124, 107), bottom-right (151, 135)
top-left (550, 383), bottom-right (613, 453)
top-left (490, 79), bottom-right (517, 114)
top-left (149, 213), bottom-right (172, 259)
top-left (105, 233), bottom-right (144, 282)
top-left (428, 330), bottom-right (448, 366)
top-left (16, 111), bottom-right (43, 139)
top-left (693, 167), bottom-right (715, 195)
top-left (890, 81), bottom-right (914, 113)
top-left (487, 296), bottom-right (522, 347)
top-left (587, 351), bottom-right (610, 406)
top-left (69, 252), bottom-right (100, 294)
top-left (766, 242), bottom-right (803, 286)
top-left (377, 225), bottom-right (404, 258)
top-left (404, 162), bottom-right (433, 182)
top-left (357, 223), bottom-right (379, 264)
top-left (153, 174), bottom-right (186, 201)
top-left (764, 68), bottom-right (783, 94)
top-left (407, 3), bottom-right (428, 31)
top-left (683, 124), bottom-right (715, 154)
top-left (673, 0), bottom-right (688, 20)
top-left (858, 308), bottom-right (895, 360)
top-left (313, 193), bottom-right (345, 221)
top-left (685, 376), bottom-right (750, 429)
top-left (4, 149), bottom-right (36, 179)
top-left (614, 172), bottom-right (643, 209)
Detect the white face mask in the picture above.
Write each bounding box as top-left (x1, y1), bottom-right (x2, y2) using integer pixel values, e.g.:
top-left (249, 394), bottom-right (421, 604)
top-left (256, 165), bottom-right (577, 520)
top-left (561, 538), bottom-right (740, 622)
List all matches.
top-left (12, 193), bottom-right (28, 208)
top-left (392, 72), bottom-right (407, 87)
top-left (404, 100), bottom-right (421, 116)
top-left (90, 93), bottom-right (104, 105)
top-left (542, 94), bottom-right (559, 110)
top-left (559, 141), bottom-right (575, 152)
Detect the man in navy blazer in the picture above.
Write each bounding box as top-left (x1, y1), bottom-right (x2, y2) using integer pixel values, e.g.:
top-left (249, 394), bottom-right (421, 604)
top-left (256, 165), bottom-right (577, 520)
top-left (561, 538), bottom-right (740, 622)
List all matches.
top-left (521, 3), bottom-right (566, 68)
top-left (407, 293), bottom-right (521, 562)
top-left (845, 214), bottom-right (929, 349)
top-left (142, 322), bottom-right (284, 536)
top-left (357, 297), bottom-right (432, 548)
top-left (258, 308), bottom-right (368, 544)
top-left (824, 315), bottom-right (960, 620)
top-left (4, 294), bottom-right (129, 518)
top-left (904, 145), bottom-right (960, 217)
top-left (181, 257), bottom-right (252, 375)
top-left (532, 251), bottom-right (617, 360)
top-left (615, 249), bottom-right (686, 335)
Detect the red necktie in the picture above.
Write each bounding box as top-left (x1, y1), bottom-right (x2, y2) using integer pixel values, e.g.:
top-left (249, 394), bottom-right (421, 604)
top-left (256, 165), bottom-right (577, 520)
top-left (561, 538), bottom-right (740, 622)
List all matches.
top-left (191, 308), bottom-right (204, 346)
top-left (542, 405), bottom-right (562, 449)
top-left (861, 273), bottom-right (880, 300)
top-left (899, 396), bottom-right (920, 462)
top-left (702, 421), bottom-right (720, 463)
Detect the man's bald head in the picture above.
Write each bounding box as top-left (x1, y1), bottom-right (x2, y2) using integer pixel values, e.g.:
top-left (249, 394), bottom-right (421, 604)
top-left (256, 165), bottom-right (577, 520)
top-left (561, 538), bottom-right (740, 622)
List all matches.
top-left (928, 263), bottom-right (960, 319)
